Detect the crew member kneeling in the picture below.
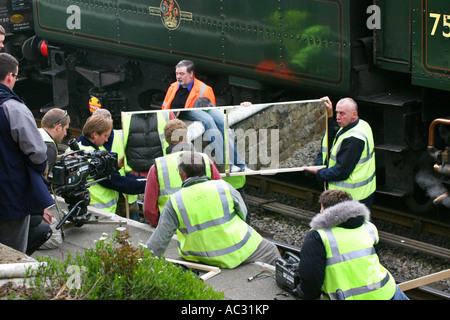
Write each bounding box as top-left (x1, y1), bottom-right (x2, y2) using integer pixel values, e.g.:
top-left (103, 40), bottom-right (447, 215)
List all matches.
top-left (146, 151), bottom-right (280, 269)
top-left (294, 190), bottom-right (408, 300)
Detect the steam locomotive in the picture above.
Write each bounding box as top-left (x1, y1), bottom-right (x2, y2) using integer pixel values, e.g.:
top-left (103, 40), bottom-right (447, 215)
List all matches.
top-left (2, 0), bottom-right (449, 213)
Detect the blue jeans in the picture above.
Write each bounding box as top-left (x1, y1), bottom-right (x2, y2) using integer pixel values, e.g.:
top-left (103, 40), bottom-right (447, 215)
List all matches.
top-left (180, 108), bottom-right (245, 168)
top-left (391, 285), bottom-right (409, 300)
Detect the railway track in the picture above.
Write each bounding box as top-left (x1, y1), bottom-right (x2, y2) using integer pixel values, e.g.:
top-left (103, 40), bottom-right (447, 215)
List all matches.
top-left (249, 196), bottom-right (450, 300)
top-left (40, 118), bottom-right (450, 239)
top-left (246, 175), bottom-right (450, 239)
top-left (246, 194), bottom-right (450, 261)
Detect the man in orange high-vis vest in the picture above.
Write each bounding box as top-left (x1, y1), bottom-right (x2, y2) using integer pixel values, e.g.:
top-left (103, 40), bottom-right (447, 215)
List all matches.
top-left (162, 60), bottom-right (247, 172)
top-left (162, 60), bottom-right (215, 110)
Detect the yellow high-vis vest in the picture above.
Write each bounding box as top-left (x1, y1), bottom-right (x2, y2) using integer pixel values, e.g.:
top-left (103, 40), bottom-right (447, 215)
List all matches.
top-left (78, 143), bottom-right (118, 213)
top-left (328, 120), bottom-right (376, 200)
top-left (38, 128), bottom-right (56, 147)
top-left (155, 151), bottom-right (212, 212)
top-left (111, 129), bottom-right (138, 204)
top-left (317, 221), bottom-right (396, 300)
top-left (170, 179), bottom-right (261, 268)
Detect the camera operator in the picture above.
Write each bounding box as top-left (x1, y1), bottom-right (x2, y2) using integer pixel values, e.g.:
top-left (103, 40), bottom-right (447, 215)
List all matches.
top-left (25, 108), bottom-right (72, 255)
top-left (0, 53), bottom-right (54, 253)
top-left (92, 108), bottom-right (140, 221)
top-left (39, 108), bottom-right (70, 174)
top-left (71, 115), bottom-right (145, 213)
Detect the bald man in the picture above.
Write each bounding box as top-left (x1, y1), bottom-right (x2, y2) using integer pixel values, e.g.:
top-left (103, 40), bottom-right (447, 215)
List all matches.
top-left (305, 97), bottom-right (376, 209)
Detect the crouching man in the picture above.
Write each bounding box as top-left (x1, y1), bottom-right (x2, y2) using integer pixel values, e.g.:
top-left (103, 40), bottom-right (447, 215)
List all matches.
top-left (146, 151), bottom-right (280, 268)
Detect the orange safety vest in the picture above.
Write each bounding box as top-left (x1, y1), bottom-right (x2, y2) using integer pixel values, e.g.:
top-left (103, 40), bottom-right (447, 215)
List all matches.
top-left (162, 78), bottom-right (216, 109)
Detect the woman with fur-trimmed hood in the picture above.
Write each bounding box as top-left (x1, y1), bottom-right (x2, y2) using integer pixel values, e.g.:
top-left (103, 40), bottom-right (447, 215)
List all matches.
top-left (293, 190), bottom-right (408, 300)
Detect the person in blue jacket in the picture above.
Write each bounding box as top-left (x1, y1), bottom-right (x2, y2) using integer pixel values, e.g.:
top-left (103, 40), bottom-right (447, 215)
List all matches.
top-left (0, 53), bottom-right (54, 253)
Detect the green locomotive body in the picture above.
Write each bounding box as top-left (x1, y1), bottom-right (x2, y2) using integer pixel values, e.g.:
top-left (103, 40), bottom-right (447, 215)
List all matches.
top-left (3, 0), bottom-right (449, 211)
top-left (33, 0), bottom-right (352, 95)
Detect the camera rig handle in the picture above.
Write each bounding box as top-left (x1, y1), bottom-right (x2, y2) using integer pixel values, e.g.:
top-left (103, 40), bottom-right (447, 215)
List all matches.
top-left (56, 198), bottom-right (89, 229)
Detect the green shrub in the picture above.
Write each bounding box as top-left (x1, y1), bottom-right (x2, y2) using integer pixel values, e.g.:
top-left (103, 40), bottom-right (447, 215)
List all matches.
top-left (2, 231), bottom-right (224, 300)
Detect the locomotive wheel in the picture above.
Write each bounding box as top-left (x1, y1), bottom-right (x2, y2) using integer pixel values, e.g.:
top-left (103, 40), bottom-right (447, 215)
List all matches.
top-left (404, 182), bottom-right (434, 214)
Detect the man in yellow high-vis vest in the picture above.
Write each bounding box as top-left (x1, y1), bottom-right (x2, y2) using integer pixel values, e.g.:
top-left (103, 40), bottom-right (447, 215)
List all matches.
top-left (143, 119), bottom-right (222, 227)
top-left (75, 115), bottom-right (146, 214)
top-left (306, 97), bottom-right (376, 209)
top-left (146, 151), bottom-right (280, 269)
top-left (294, 190), bottom-right (409, 300)
top-left (93, 109), bottom-right (140, 221)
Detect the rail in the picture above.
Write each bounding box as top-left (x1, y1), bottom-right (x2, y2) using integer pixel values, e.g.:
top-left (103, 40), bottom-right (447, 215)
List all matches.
top-left (246, 175), bottom-right (450, 238)
top-left (246, 194), bottom-right (450, 261)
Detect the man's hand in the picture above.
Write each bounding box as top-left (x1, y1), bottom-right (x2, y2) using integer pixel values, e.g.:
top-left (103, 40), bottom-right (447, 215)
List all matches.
top-left (320, 96), bottom-right (333, 117)
top-left (304, 167), bottom-right (318, 174)
top-left (43, 208), bottom-right (54, 224)
top-left (42, 163), bottom-right (49, 179)
top-left (118, 155), bottom-right (125, 168)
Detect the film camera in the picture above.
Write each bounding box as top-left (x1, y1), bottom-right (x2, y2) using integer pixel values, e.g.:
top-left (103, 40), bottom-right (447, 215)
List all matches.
top-left (52, 139), bottom-right (119, 229)
top-left (275, 251), bottom-right (300, 294)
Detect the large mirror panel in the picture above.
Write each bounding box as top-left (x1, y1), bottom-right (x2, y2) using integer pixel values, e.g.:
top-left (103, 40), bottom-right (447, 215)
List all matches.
top-left (121, 100), bottom-right (327, 176)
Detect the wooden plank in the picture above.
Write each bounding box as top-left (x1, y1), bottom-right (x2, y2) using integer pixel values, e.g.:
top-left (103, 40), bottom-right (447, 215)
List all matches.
top-left (165, 258), bottom-right (221, 281)
top-left (398, 269), bottom-right (450, 291)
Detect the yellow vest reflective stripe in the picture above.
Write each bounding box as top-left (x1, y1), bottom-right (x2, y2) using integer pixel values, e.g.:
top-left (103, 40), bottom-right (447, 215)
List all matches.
top-left (317, 222), bottom-right (396, 300)
top-left (121, 112), bottom-right (133, 172)
top-left (38, 128), bottom-right (56, 147)
top-left (328, 120), bottom-right (376, 200)
top-left (111, 129), bottom-right (138, 204)
top-left (321, 131), bottom-right (328, 165)
top-left (78, 143), bottom-right (118, 213)
top-left (155, 151), bottom-right (212, 212)
top-left (157, 111), bottom-right (170, 154)
top-left (171, 180), bottom-right (261, 268)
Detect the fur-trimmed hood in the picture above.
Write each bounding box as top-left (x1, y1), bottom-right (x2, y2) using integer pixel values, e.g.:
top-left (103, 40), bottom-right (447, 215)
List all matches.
top-left (310, 200), bottom-right (371, 230)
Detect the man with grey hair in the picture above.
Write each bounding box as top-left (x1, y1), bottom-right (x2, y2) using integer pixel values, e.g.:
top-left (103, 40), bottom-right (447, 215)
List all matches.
top-left (0, 53), bottom-right (53, 252)
top-left (305, 96), bottom-right (376, 209)
top-left (146, 151), bottom-right (280, 268)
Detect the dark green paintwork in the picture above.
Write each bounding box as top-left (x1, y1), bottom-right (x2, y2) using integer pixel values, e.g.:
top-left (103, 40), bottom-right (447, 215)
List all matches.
top-left (33, 0), bottom-right (449, 94)
top-left (34, 0), bottom-right (352, 95)
top-left (411, 0), bottom-right (449, 90)
top-left (374, 0), bottom-right (411, 74)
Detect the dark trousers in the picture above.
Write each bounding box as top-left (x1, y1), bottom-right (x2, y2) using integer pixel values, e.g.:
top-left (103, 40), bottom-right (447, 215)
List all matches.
top-left (0, 215), bottom-right (30, 253)
top-left (26, 213), bottom-right (52, 256)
